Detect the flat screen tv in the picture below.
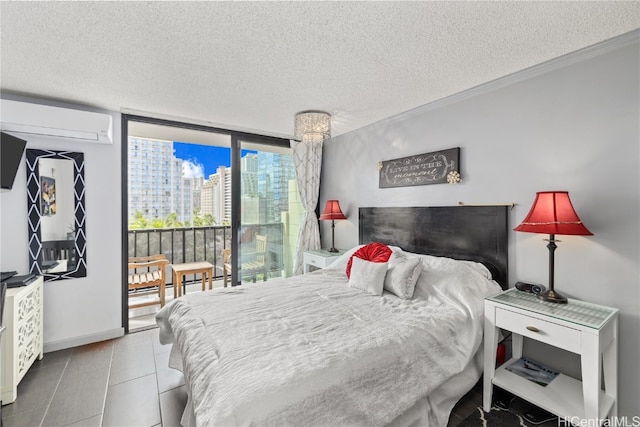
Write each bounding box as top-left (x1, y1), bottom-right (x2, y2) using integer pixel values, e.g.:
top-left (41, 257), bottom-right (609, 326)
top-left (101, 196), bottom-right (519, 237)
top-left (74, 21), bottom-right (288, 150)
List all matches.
top-left (1, 131), bottom-right (27, 190)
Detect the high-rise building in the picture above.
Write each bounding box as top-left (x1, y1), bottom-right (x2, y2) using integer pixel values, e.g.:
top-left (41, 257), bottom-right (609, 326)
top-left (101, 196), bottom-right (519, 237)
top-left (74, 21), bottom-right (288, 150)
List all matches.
top-left (241, 154), bottom-right (258, 195)
top-left (128, 137), bottom-right (196, 225)
top-left (256, 152), bottom-right (296, 223)
top-left (200, 166), bottom-right (232, 224)
top-left (240, 154), bottom-right (260, 224)
top-left (192, 176), bottom-right (204, 213)
top-left (129, 141), bottom-right (299, 243)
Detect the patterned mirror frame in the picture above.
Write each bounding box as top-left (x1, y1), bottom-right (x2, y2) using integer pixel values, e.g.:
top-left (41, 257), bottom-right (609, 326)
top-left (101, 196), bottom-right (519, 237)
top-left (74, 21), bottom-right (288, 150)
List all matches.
top-left (26, 149), bottom-right (87, 281)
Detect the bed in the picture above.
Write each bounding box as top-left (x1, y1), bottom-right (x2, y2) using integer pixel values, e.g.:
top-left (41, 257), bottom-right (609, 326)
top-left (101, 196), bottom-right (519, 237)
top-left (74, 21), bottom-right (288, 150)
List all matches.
top-left (156, 205), bottom-right (509, 427)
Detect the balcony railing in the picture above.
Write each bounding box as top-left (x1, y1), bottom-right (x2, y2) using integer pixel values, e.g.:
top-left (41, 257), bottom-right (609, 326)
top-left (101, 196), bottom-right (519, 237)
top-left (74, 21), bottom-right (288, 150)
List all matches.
top-left (128, 223), bottom-right (285, 285)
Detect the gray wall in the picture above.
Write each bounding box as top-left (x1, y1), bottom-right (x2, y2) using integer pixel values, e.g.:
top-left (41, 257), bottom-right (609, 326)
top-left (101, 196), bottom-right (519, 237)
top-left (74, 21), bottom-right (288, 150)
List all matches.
top-left (0, 95), bottom-right (123, 350)
top-left (321, 34), bottom-right (639, 416)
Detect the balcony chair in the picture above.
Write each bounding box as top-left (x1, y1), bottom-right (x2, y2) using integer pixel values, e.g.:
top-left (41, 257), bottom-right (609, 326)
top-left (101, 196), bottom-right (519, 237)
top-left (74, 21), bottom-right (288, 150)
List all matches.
top-left (128, 254), bottom-right (170, 309)
top-left (42, 239), bottom-right (77, 269)
top-left (223, 234), bottom-right (268, 286)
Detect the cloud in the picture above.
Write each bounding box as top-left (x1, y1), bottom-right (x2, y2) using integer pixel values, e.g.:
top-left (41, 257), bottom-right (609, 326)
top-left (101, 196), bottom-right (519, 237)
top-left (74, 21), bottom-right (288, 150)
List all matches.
top-left (182, 160), bottom-right (204, 179)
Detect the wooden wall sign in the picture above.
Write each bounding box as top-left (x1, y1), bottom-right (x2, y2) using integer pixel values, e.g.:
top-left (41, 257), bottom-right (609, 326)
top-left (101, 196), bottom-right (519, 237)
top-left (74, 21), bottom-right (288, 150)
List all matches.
top-left (379, 147), bottom-right (460, 188)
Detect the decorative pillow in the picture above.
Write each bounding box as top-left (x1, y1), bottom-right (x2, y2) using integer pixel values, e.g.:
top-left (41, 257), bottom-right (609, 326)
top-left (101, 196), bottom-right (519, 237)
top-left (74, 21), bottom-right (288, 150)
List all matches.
top-left (346, 242), bottom-right (392, 278)
top-left (383, 252), bottom-right (422, 299)
top-left (348, 257), bottom-right (388, 296)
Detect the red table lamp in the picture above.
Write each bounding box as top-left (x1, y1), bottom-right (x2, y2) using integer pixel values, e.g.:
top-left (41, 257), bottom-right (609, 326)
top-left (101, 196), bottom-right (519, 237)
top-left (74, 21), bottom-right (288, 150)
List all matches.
top-left (514, 191), bottom-right (593, 303)
top-left (319, 200), bottom-right (347, 252)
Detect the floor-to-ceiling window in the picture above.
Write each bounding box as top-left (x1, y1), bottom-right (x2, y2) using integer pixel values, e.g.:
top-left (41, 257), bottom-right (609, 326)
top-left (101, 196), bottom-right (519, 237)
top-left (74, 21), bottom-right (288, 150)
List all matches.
top-left (237, 139), bottom-right (302, 283)
top-left (122, 115), bottom-right (298, 332)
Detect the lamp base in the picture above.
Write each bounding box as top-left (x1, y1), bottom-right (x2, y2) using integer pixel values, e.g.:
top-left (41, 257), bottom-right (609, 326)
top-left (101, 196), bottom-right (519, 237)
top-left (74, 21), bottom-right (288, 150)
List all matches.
top-left (327, 247), bottom-right (339, 253)
top-left (537, 289), bottom-right (568, 304)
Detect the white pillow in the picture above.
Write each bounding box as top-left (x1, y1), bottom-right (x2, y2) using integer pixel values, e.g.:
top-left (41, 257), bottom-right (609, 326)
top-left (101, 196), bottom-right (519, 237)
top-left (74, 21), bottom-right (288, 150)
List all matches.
top-left (458, 260), bottom-right (492, 279)
top-left (348, 257), bottom-right (388, 296)
top-left (395, 249), bottom-right (493, 281)
top-left (384, 252), bottom-right (422, 299)
top-left (323, 245), bottom-right (364, 272)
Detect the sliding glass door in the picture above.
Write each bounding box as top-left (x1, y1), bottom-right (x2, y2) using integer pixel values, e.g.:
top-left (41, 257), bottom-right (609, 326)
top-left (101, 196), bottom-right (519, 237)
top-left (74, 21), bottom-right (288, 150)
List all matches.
top-left (122, 115), bottom-right (294, 332)
top-left (235, 139), bottom-right (301, 283)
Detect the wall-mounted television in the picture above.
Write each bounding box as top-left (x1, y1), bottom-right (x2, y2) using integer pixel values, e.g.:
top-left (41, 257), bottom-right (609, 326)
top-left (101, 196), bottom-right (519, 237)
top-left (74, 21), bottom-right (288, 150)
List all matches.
top-left (1, 131), bottom-right (27, 190)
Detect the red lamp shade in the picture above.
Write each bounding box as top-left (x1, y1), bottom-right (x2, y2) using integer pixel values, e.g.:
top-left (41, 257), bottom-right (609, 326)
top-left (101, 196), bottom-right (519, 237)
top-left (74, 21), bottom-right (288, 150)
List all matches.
top-left (514, 191), bottom-right (592, 304)
top-left (514, 191), bottom-right (592, 236)
top-left (319, 200), bottom-right (347, 221)
top-left (319, 200), bottom-right (346, 253)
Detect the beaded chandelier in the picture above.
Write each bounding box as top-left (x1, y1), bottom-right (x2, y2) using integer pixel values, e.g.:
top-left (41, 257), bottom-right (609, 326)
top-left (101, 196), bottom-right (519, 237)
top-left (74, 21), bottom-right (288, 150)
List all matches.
top-left (294, 111), bottom-right (331, 142)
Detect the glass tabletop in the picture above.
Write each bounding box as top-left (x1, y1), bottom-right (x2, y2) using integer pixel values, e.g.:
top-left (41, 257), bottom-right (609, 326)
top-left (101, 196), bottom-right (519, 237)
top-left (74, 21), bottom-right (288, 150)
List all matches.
top-left (487, 288), bottom-right (618, 329)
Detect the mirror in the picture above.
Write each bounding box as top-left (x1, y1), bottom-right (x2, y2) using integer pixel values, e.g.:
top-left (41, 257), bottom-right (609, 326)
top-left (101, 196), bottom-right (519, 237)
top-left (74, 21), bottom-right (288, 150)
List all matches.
top-left (26, 149), bottom-right (86, 281)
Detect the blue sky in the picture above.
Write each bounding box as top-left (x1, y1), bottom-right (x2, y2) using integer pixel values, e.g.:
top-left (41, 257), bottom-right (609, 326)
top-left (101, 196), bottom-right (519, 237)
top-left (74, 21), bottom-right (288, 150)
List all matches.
top-left (173, 142), bottom-right (256, 178)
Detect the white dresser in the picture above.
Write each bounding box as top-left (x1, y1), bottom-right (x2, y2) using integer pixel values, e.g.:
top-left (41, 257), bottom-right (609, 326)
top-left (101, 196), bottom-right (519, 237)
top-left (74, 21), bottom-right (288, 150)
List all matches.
top-left (1, 276), bottom-right (44, 404)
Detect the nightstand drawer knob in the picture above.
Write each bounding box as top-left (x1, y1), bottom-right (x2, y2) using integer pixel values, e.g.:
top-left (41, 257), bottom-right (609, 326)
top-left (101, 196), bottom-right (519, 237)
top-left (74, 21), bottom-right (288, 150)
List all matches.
top-left (526, 326), bottom-right (540, 333)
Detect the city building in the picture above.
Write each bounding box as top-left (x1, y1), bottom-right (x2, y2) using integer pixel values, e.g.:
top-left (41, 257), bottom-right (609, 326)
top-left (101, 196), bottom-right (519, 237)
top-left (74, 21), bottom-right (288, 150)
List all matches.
top-left (257, 151), bottom-right (296, 224)
top-left (128, 137), bottom-right (197, 226)
top-left (200, 165), bottom-right (232, 225)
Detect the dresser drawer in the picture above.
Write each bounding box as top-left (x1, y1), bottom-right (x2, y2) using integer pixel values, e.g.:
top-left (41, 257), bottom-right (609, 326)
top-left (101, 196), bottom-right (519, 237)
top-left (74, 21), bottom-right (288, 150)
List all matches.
top-left (495, 307), bottom-right (581, 353)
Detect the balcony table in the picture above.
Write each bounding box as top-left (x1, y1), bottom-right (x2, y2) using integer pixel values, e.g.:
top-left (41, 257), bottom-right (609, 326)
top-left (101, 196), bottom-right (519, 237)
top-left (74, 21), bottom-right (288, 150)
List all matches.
top-left (171, 261), bottom-right (214, 297)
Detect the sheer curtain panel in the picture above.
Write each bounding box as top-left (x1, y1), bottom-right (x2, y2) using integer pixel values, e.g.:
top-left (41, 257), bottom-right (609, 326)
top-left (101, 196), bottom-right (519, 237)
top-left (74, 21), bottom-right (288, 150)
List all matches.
top-left (291, 137), bottom-right (323, 275)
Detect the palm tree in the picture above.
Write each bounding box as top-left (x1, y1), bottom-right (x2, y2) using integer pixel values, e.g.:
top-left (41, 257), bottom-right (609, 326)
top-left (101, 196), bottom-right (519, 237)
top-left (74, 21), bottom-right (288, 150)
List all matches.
top-left (129, 211), bottom-right (149, 230)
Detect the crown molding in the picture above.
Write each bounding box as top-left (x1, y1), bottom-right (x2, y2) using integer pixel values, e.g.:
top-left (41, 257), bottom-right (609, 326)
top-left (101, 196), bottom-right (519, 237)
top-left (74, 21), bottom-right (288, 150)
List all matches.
top-left (332, 29), bottom-right (639, 141)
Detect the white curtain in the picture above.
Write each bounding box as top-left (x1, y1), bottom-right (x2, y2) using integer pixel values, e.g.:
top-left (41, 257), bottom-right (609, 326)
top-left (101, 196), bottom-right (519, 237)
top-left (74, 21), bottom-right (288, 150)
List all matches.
top-left (291, 137), bottom-right (323, 275)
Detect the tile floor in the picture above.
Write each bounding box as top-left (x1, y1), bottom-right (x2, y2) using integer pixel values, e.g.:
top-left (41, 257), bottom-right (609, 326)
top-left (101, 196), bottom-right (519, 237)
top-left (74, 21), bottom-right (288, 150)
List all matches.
top-left (2, 328), bottom-right (185, 427)
top-left (448, 380), bottom-right (483, 426)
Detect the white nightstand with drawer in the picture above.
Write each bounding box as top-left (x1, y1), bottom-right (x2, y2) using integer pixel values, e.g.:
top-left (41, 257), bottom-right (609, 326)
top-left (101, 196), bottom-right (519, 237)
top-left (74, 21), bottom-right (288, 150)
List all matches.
top-left (303, 250), bottom-right (345, 273)
top-left (483, 288), bottom-right (618, 424)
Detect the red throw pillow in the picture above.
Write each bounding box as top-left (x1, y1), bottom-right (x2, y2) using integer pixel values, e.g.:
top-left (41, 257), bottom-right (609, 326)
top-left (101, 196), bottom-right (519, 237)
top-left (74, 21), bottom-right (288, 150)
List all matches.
top-left (346, 242), bottom-right (392, 278)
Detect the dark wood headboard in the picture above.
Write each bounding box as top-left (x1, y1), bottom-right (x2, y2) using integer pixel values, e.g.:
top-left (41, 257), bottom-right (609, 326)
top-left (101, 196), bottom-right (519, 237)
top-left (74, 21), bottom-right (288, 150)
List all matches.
top-left (359, 206), bottom-right (509, 289)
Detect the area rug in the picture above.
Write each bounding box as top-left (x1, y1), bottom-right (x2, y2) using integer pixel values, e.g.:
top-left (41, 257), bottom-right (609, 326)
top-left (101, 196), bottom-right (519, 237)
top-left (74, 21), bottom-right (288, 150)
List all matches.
top-left (459, 402), bottom-right (558, 427)
top-left (459, 406), bottom-right (533, 427)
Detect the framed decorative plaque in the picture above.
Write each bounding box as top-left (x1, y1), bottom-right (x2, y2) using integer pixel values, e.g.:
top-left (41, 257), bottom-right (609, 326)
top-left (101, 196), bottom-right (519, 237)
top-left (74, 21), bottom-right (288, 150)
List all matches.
top-left (379, 147), bottom-right (460, 188)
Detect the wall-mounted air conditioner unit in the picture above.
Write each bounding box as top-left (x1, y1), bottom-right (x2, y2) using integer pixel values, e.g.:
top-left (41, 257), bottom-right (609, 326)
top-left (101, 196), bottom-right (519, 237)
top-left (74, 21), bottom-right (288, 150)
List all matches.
top-left (0, 99), bottom-right (113, 144)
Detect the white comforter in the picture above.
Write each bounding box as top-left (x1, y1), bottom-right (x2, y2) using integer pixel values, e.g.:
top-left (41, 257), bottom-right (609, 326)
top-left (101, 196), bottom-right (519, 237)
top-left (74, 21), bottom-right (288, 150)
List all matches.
top-left (156, 251), bottom-right (501, 427)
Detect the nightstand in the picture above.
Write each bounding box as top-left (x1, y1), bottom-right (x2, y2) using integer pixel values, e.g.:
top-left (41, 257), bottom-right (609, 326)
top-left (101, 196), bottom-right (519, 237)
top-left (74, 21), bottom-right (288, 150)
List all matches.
top-left (303, 249), bottom-right (345, 273)
top-left (483, 288), bottom-right (618, 422)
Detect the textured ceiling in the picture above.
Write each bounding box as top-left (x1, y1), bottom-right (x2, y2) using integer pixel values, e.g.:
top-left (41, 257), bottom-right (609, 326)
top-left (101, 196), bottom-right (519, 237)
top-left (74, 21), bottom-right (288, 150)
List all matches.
top-left (1, 1), bottom-right (638, 139)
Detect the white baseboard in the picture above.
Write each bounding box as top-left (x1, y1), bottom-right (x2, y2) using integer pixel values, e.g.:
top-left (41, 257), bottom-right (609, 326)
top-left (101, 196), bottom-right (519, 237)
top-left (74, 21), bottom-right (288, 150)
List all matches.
top-left (43, 328), bottom-right (125, 353)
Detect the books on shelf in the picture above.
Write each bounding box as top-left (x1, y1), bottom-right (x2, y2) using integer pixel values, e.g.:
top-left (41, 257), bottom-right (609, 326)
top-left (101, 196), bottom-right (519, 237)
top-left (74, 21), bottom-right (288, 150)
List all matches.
top-left (505, 357), bottom-right (559, 386)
